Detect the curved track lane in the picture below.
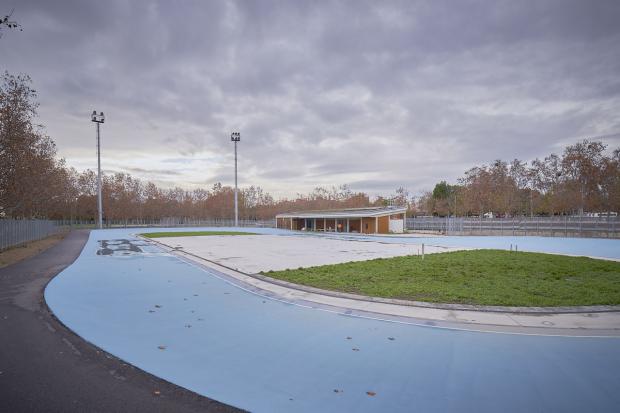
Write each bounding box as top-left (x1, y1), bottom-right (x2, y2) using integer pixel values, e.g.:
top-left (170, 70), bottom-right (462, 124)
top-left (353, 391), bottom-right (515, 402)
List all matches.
top-left (45, 229), bottom-right (620, 412)
top-left (0, 230), bottom-right (239, 413)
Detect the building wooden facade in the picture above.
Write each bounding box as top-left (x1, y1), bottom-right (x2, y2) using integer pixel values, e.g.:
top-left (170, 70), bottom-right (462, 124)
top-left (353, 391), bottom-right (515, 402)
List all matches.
top-left (275, 206), bottom-right (407, 234)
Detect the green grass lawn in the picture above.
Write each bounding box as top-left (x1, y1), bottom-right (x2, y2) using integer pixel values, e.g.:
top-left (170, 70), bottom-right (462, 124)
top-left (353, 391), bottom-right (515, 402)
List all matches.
top-left (142, 231), bottom-right (257, 238)
top-left (262, 250), bottom-right (620, 307)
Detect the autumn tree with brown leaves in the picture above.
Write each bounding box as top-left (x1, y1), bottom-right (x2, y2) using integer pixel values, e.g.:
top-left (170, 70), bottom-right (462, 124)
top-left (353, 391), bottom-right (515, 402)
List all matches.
top-left (0, 72), bottom-right (68, 218)
top-left (422, 140), bottom-right (620, 217)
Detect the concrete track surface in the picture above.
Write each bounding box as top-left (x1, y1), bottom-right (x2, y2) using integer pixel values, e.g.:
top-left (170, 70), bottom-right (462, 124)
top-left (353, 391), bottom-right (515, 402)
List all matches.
top-left (43, 228), bottom-right (620, 412)
top-left (158, 233), bottom-right (463, 273)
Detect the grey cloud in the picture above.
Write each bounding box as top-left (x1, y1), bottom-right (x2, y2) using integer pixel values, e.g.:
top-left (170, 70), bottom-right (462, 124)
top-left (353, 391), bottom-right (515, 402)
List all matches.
top-left (122, 167), bottom-right (182, 176)
top-left (2, 0), bottom-right (619, 197)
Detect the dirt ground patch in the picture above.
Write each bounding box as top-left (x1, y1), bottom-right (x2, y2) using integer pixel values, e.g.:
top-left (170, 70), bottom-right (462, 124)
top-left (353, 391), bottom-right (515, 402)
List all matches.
top-left (0, 232), bottom-right (68, 268)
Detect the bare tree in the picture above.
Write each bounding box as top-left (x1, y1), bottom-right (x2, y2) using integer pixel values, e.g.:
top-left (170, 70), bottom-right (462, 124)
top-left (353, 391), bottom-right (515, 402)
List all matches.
top-left (0, 9), bottom-right (22, 38)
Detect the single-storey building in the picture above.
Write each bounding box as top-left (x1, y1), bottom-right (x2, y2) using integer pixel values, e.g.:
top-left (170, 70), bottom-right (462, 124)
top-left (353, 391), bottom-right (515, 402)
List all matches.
top-left (276, 206), bottom-right (407, 234)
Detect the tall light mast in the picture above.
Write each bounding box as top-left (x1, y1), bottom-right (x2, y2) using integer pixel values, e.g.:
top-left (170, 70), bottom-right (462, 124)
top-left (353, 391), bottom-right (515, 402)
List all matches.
top-left (231, 132), bottom-right (240, 226)
top-left (91, 111), bottom-right (105, 229)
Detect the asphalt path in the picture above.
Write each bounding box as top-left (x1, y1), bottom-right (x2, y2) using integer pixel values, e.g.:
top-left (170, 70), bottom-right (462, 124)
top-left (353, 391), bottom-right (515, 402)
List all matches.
top-left (0, 230), bottom-right (240, 413)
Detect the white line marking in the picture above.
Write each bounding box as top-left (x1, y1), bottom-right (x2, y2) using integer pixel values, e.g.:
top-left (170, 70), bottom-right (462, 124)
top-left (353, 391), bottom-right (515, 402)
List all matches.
top-left (167, 248), bottom-right (619, 339)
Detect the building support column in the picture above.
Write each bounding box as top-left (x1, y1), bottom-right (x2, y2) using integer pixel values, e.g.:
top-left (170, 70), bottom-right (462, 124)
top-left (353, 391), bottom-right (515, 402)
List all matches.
top-left (360, 218), bottom-right (363, 234)
top-left (375, 217), bottom-right (378, 234)
top-left (290, 218), bottom-right (293, 230)
top-left (346, 218), bottom-right (350, 232)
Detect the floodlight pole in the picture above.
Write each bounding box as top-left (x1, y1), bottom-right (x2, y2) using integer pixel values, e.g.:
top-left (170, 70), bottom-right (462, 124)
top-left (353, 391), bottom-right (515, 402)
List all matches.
top-left (91, 111), bottom-right (105, 229)
top-left (234, 138), bottom-right (238, 226)
top-left (231, 132), bottom-right (240, 226)
top-left (96, 122), bottom-right (102, 229)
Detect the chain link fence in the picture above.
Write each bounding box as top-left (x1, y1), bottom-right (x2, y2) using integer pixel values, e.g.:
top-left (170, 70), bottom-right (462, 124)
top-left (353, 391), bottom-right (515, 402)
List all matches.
top-left (407, 216), bottom-right (620, 238)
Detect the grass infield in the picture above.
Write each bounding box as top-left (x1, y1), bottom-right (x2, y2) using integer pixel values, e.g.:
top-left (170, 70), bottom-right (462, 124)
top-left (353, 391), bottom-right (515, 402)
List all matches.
top-left (262, 250), bottom-right (620, 307)
top-left (142, 231), bottom-right (257, 238)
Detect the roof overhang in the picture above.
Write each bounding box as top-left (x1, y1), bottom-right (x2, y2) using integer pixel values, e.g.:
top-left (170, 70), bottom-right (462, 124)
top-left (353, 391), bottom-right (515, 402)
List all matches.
top-left (276, 207), bottom-right (407, 219)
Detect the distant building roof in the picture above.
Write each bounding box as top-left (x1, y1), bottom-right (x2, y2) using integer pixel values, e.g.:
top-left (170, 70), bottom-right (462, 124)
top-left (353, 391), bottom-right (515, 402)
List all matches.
top-left (276, 206), bottom-right (407, 219)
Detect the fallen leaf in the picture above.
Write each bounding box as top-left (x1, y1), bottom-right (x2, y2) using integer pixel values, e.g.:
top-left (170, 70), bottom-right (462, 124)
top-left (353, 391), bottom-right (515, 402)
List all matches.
top-left (154, 305), bottom-right (162, 308)
top-left (157, 345), bottom-right (167, 350)
top-left (388, 337), bottom-right (395, 341)
top-left (352, 348), bottom-right (360, 352)
top-left (346, 337), bottom-right (352, 340)
top-left (366, 391), bottom-right (376, 396)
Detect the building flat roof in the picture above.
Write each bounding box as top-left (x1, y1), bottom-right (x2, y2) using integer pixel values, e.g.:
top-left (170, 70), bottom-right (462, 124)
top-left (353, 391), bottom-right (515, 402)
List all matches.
top-left (276, 206), bottom-right (407, 219)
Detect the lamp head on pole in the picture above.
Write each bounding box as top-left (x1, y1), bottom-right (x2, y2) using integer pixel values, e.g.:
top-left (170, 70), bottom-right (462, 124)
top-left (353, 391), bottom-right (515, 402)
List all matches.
top-left (91, 110), bottom-right (105, 123)
top-left (231, 132), bottom-right (240, 142)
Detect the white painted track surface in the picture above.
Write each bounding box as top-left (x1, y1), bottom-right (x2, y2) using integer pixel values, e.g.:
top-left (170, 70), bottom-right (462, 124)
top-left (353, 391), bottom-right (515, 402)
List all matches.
top-left (160, 234), bottom-right (462, 273)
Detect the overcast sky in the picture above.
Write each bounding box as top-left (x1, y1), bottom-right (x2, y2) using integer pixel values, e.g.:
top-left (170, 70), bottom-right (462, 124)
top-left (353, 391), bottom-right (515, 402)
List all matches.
top-left (2, 0), bottom-right (619, 199)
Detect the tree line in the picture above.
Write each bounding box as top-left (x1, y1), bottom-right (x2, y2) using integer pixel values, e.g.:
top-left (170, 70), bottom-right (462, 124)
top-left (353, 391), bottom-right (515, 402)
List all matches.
top-left (418, 140), bottom-right (620, 217)
top-left (1, 71), bottom-right (618, 222)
